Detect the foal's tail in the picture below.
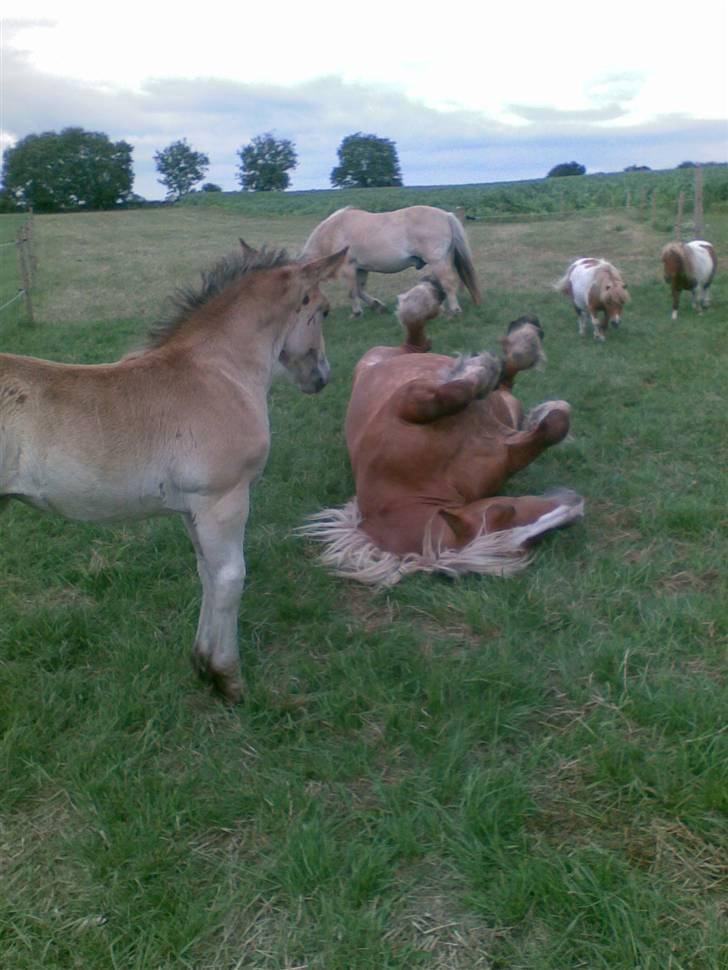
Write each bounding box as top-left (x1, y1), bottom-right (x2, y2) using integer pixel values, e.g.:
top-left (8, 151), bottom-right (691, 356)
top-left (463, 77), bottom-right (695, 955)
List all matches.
top-left (448, 213), bottom-right (482, 305)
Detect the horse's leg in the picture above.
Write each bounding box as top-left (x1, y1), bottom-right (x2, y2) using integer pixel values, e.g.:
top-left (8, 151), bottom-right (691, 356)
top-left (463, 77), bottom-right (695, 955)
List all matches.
top-left (356, 270), bottom-right (387, 314)
top-left (440, 490), bottom-right (583, 547)
top-left (503, 400), bottom-right (571, 475)
top-left (184, 487), bottom-right (250, 702)
top-left (576, 307), bottom-right (587, 336)
top-left (671, 282), bottom-right (681, 320)
top-left (589, 310), bottom-right (606, 341)
top-left (396, 353), bottom-right (502, 423)
top-left (427, 259), bottom-right (462, 314)
top-left (701, 281), bottom-right (712, 310)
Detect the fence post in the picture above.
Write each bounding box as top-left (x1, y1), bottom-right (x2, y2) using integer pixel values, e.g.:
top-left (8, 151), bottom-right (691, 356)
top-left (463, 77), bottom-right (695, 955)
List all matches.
top-left (674, 192), bottom-right (684, 241)
top-left (15, 225), bottom-right (35, 325)
top-left (693, 165), bottom-right (704, 239)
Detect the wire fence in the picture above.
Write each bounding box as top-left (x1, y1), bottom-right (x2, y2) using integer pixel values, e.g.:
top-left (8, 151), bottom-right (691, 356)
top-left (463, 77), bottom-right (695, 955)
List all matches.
top-left (0, 210), bottom-right (36, 326)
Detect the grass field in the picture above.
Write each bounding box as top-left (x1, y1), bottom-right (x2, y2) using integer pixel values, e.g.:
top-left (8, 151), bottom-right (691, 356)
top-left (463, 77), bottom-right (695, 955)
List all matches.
top-left (1, 181), bottom-right (726, 969)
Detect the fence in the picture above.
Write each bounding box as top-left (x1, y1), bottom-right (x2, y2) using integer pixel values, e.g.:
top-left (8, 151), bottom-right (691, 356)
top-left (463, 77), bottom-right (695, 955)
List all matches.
top-left (0, 211), bottom-right (36, 326)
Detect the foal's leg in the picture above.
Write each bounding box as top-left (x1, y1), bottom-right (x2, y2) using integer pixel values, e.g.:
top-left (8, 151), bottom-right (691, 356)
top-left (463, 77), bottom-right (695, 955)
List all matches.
top-left (671, 282), bottom-right (681, 320)
top-left (503, 401), bottom-right (571, 475)
top-left (396, 353), bottom-right (502, 423)
top-left (184, 487), bottom-right (250, 702)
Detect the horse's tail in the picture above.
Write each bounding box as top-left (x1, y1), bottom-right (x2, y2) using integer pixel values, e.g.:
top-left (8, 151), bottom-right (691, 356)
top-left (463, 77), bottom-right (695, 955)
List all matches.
top-left (447, 213), bottom-right (481, 305)
top-left (553, 270), bottom-right (572, 294)
top-left (297, 492), bottom-right (584, 587)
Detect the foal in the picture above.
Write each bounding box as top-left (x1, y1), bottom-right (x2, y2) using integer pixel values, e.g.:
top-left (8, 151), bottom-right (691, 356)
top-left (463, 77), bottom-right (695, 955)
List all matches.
top-left (556, 258), bottom-right (629, 341)
top-left (0, 246), bottom-right (346, 701)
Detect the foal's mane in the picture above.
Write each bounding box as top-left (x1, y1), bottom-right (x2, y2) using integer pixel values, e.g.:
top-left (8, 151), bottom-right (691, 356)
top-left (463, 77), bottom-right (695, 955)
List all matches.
top-left (146, 246), bottom-right (292, 348)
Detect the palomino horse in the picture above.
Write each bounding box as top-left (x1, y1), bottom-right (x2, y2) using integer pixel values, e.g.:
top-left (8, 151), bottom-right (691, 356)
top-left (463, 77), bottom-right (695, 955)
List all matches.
top-left (661, 240), bottom-right (717, 319)
top-left (0, 245), bottom-right (347, 701)
top-left (302, 205), bottom-right (481, 317)
top-left (300, 282), bottom-right (583, 584)
top-left (556, 257), bottom-right (629, 341)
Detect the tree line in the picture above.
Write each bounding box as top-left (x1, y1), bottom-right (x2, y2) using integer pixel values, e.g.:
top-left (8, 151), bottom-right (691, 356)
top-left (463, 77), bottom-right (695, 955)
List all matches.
top-left (0, 128), bottom-right (404, 212)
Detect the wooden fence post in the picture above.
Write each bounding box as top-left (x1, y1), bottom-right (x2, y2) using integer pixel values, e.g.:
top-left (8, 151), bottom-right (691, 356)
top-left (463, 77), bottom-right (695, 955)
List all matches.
top-left (674, 192), bottom-right (684, 241)
top-left (15, 225), bottom-right (35, 325)
top-left (693, 165), bottom-right (704, 239)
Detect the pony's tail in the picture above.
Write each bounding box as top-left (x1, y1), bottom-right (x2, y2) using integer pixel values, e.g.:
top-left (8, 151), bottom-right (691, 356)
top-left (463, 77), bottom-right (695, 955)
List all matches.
top-left (297, 493), bottom-right (584, 587)
top-left (553, 271), bottom-right (571, 295)
top-left (448, 213), bottom-right (482, 305)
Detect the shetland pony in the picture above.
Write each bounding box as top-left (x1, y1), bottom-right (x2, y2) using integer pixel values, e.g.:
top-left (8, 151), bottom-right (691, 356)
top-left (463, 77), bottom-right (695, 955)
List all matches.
top-left (302, 205), bottom-right (481, 317)
top-left (556, 258), bottom-right (629, 341)
top-left (0, 245), bottom-right (347, 701)
top-left (661, 240), bottom-right (717, 319)
top-left (300, 282), bottom-right (583, 585)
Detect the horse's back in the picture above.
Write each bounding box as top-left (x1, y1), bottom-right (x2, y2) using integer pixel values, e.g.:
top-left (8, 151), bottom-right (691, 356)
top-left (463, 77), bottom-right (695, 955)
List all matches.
top-left (688, 241), bottom-right (717, 282)
top-left (304, 205), bottom-right (454, 269)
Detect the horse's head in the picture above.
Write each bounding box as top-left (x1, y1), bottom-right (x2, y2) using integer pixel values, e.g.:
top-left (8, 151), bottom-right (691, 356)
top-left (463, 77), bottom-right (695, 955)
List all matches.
top-left (601, 273), bottom-right (629, 328)
top-left (278, 248), bottom-right (347, 394)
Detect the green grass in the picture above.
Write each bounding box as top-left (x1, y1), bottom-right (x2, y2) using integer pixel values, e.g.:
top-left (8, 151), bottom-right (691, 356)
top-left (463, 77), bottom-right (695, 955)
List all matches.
top-left (1, 183), bottom-right (726, 969)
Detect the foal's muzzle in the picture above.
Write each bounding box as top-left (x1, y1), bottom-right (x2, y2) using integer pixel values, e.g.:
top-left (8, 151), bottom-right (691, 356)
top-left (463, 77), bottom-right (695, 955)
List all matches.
top-left (301, 355), bottom-right (331, 394)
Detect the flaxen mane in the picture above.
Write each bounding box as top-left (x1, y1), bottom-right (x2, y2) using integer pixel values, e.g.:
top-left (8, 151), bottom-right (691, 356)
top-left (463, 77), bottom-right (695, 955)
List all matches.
top-left (146, 247), bottom-right (292, 348)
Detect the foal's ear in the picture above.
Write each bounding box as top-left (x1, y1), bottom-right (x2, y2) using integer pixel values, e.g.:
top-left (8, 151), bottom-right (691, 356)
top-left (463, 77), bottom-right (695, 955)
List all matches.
top-left (301, 247), bottom-right (349, 283)
top-left (239, 238), bottom-right (258, 256)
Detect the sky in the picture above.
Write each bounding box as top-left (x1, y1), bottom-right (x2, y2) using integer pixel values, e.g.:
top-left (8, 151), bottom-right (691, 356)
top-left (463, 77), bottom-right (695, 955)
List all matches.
top-left (1, 1), bottom-right (727, 199)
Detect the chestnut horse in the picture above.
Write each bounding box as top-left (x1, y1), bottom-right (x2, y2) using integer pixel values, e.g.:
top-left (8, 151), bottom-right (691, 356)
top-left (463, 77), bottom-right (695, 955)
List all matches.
top-left (302, 205), bottom-right (481, 317)
top-left (661, 240), bottom-right (717, 319)
top-left (0, 245), bottom-right (347, 701)
top-left (556, 257), bottom-right (629, 341)
top-left (301, 283), bottom-right (583, 585)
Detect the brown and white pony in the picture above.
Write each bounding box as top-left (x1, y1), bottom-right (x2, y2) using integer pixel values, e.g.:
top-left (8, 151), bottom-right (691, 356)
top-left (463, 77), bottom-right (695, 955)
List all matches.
top-left (302, 205), bottom-right (481, 317)
top-left (0, 245), bottom-right (347, 701)
top-left (300, 283), bottom-right (583, 585)
top-left (556, 257), bottom-right (629, 341)
top-left (661, 240), bottom-right (717, 319)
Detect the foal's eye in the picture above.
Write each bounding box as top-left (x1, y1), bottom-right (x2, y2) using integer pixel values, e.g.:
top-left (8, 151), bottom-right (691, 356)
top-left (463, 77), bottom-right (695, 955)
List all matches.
top-left (323, 309), bottom-right (329, 318)
top-left (302, 294), bottom-right (310, 305)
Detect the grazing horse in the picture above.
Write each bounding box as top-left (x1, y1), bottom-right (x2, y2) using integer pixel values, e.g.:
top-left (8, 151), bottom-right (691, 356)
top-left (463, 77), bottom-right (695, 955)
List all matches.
top-left (661, 240), bottom-right (717, 319)
top-left (0, 245), bottom-right (347, 701)
top-left (300, 282), bottom-right (583, 585)
top-left (302, 205), bottom-right (481, 317)
top-left (556, 258), bottom-right (629, 341)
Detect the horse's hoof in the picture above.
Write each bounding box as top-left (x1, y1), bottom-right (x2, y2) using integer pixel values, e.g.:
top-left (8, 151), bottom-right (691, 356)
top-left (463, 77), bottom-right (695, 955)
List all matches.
top-left (212, 672), bottom-right (244, 704)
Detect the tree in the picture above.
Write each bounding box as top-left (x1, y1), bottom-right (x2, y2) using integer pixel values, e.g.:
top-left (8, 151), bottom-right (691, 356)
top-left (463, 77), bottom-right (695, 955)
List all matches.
top-left (154, 139), bottom-right (209, 200)
top-left (1, 127), bottom-right (133, 212)
top-left (236, 133), bottom-right (297, 191)
top-left (546, 161), bottom-right (586, 178)
top-left (624, 164), bottom-right (651, 172)
top-left (331, 133), bottom-right (403, 188)
top-left (201, 182), bottom-right (222, 192)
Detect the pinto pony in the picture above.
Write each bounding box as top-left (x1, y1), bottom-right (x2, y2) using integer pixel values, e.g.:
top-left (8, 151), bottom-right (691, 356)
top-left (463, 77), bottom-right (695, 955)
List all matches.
top-left (661, 240), bottom-right (717, 320)
top-left (302, 205), bottom-right (481, 317)
top-left (556, 257), bottom-right (629, 341)
top-left (300, 283), bottom-right (583, 585)
top-left (0, 245), bottom-right (347, 701)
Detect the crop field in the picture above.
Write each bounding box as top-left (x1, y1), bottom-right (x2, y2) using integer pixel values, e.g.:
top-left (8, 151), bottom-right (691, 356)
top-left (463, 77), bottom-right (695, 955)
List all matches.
top-left (1, 177), bottom-right (726, 969)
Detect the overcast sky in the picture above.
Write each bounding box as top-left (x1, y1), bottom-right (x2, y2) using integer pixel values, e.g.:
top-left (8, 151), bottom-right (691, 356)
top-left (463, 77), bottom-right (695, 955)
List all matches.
top-left (2, 1), bottom-right (727, 199)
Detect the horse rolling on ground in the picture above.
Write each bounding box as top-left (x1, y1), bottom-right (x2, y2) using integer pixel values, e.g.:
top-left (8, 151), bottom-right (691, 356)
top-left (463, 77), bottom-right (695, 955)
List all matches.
top-left (556, 257), bottom-right (629, 341)
top-left (661, 240), bottom-right (717, 320)
top-left (0, 244), bottom-right (347, 702)
top-left (300, 280), bottom-right (583, 585)
top-left (302, 205), bottom-right (481, 318)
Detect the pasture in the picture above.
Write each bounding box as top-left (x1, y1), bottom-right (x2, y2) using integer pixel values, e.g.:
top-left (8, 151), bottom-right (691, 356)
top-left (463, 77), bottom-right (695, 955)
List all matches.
top-left (1, 185), bottom-right (726, 969)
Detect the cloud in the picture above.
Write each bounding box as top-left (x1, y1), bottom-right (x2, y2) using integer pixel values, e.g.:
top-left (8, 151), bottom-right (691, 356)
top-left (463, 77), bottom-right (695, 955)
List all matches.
top-left (2, 44), bottom-right (726, 200)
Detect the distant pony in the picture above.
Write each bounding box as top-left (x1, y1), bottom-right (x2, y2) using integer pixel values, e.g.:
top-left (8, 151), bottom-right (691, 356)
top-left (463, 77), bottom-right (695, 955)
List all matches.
top-left (556, 258), bottom-right (629, 341)
top-left (661, 240), bottom-right (717, 320)
top-left (302, 205), bottom-right (481, 317)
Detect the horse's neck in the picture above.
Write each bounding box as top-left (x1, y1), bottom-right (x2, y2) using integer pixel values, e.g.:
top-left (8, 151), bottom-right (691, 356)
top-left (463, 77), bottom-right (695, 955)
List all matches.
top-left (185, 305), bottom-right (286, 390)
